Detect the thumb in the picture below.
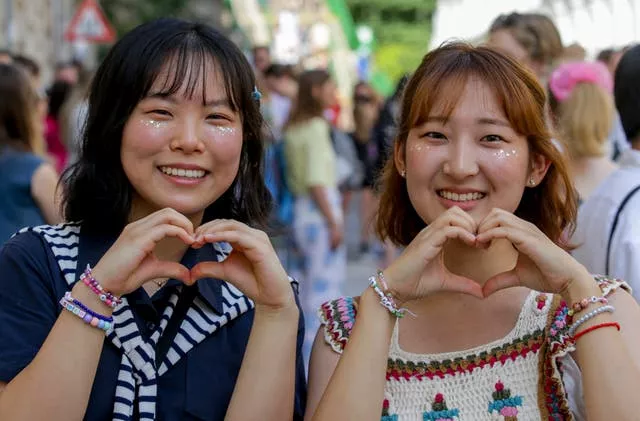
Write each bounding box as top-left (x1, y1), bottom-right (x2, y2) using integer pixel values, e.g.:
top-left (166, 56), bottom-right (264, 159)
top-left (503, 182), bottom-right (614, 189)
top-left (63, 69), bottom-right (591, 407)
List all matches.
top-left (190, 261), bottom-right (225, 282)
top-left (482, 270), bottom-right (521, 297)
top-left (137, 260), bottom-right (192, 285)
top-left (443, 273), bottom-right (484, 299)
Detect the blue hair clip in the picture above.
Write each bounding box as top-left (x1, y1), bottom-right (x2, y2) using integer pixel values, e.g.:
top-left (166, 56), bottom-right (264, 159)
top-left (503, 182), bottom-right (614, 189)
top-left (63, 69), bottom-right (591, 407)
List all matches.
top-left (252, 86), bottom-right (262, 101)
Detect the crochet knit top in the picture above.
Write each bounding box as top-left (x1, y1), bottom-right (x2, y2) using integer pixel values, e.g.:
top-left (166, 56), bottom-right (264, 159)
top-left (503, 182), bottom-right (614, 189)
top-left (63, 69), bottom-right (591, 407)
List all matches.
top-left (319, 276), bottom-right (629, 421)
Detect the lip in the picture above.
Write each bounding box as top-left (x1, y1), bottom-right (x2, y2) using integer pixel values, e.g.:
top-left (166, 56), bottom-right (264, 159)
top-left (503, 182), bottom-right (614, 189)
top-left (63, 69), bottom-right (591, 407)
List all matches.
top-left (436, 187), bottom-right (486, 194)
top-left (159, 163), bottom-right (208, 172)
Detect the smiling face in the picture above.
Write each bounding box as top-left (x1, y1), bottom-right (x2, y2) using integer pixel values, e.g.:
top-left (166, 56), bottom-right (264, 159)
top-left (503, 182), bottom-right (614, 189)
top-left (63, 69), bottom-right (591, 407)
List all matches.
top-left (121, 58), bottom-right (243, 223)
top-left (396, 77), bottom-right (548, 225)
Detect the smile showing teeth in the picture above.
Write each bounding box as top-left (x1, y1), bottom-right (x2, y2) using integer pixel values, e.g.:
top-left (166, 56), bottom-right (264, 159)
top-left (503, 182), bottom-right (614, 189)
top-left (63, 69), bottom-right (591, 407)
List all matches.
top-left (438, 190), bottom-right (485, 202)
top-left (159, 166), bottom-right (206, 179)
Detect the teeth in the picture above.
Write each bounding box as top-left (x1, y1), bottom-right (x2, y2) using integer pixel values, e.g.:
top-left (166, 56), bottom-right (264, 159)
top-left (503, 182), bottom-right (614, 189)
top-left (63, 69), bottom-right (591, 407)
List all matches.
top-left (439, 191), bottom-right (484, 202)
top-left (160, 166), bottom-right (205, 179)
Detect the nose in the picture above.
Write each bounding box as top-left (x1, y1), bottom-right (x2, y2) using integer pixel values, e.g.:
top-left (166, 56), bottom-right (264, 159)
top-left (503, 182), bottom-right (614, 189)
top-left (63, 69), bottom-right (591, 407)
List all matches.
top-left (442, 140), bottom-right (479, 179)
top-left (170, 119), bottom-right (204, 154)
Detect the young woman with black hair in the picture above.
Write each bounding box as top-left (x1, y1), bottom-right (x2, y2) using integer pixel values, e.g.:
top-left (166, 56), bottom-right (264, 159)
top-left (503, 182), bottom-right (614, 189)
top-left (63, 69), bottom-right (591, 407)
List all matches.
top-left (0, 19), bottom-right (306, 421)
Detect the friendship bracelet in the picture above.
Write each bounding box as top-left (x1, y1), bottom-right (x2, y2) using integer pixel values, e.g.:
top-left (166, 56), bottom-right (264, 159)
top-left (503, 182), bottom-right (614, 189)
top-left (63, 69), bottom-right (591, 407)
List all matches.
top-left (80, 264), bottom-right (122, 308)
top-left (63, 292), bottom-right (112, 322)
top-left (567, 295), bottom-right (608, 317)
top-left (368, 273), bottom-right (415, 318)
top-left (59, 295), bottom-right (113, 331)
top-left (568, 305), bottom-right (615, 337)
top-left (572, 322), bottom-right (621, 342)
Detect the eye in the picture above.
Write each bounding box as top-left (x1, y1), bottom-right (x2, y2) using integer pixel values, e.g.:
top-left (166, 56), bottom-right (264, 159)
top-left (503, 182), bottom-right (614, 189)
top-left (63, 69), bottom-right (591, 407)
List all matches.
top-left (421, 131), bottom-right (447, 140)
top-left (482, 134), bottom-right (505, 143)
top-left (206, 113), bottom-right (230, 121)
top-left (149, 109), bottom-right (172, 117)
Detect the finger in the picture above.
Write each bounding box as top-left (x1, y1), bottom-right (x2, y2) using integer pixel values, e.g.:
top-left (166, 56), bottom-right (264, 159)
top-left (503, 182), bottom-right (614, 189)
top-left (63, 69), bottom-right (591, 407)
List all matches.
top-left (134, 208), bottom-right (195, 236)
top-left (475, 227), bottom-right (526, 249)
top-left (445, 274), bottom-right (484, 299)
top-left (190, 261), bottom-right (225, 282)
top-left (144, 261), bottom-right (193, 285)
top-left (482, 270), bottom-right (521, 296)
top-left (142, 224), bottom-right (195, 249)
top-left (195, 219), bottom-right (254, 240)
top-left (432, 226), bottom-right (477, 248)
top-left (200, 231), bottom-right (265, 254)
top-left (434, 207), bottom-right (477, 234)
top-left (447, 206), bottom-right (478, 233)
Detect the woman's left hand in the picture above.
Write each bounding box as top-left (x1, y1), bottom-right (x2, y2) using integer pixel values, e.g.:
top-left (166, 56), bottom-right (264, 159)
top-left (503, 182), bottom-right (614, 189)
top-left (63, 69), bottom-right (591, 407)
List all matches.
top-left (476, 208), bottom-right (591, 297)
top-left (190, 219), bottom-right (295, 312)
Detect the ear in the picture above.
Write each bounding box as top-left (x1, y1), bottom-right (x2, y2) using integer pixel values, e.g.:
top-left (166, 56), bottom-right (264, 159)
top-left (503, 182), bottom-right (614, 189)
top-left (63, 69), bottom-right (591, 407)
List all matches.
top-left (528, 152), bottom-right (551, 186)
top-left (393, 138), bottom-right (406, 177)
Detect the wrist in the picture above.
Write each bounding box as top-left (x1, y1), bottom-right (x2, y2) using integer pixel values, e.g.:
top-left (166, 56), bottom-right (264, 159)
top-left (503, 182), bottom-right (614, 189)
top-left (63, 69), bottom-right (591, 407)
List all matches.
top-left (254, 299), bottom-right (299, 321)
top-left (70, 282), bottom-right (114, 317)
top-left (560, 270), bottom-right (602, 303)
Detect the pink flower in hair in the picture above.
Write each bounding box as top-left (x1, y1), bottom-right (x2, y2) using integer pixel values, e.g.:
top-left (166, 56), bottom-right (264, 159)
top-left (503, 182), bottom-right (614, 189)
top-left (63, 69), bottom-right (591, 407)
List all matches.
top-left (549, 61), bottom-right (613, 102)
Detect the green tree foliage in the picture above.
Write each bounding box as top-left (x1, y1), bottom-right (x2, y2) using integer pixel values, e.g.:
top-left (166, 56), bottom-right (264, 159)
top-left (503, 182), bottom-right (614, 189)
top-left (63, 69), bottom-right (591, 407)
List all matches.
top-left (346, 0), bottom-right (436, 83)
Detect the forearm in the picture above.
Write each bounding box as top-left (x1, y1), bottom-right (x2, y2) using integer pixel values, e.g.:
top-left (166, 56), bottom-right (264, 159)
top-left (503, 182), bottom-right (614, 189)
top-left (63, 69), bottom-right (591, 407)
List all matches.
top-left (225, 304), bottom-right (300, 421)
top-left (0, 283), bottom-right (109, 420)
top-left (309, 186), bottom-right (338, 226)
top-left (566, 274), bottom-right (640, 419)
top-left (313, 288), bottom-right (395, 421)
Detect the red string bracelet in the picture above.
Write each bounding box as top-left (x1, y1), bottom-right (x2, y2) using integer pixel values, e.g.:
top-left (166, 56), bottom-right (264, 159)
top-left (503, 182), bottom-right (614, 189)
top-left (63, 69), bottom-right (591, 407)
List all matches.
top-left (572, 322), bottom-right (621, 342)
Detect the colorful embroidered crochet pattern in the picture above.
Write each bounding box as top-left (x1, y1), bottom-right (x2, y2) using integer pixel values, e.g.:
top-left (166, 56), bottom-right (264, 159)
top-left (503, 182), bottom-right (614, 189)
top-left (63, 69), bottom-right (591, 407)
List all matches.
top-left (423, 393), bottom-right (460, 420)
top-left (488, 381), bottom-right (523, 420)
top-left (386, 329), bottom-right (545, 381)
top-left (381, 398), bottom-right (398, 421)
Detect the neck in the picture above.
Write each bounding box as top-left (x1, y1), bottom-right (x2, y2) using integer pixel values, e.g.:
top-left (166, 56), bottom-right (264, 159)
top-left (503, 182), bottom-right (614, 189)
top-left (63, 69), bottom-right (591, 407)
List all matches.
top-left (570, 155), bottom-right (611, 173)
top-left (354, 124), bottom-right (373, 141)
top-left (442, 239), bottom-right (518, 286)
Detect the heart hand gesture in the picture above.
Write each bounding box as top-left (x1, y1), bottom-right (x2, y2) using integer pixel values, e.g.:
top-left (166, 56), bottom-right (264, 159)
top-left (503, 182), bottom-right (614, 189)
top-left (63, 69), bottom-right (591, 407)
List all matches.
top-left (383, 207), bottom-right (484, 303)
top-left (190, 219), bottom-right (295, 311)
top-left (476, 208), bottom-right (590, 297)
top-left (92, 208), bottom-right (196, 297)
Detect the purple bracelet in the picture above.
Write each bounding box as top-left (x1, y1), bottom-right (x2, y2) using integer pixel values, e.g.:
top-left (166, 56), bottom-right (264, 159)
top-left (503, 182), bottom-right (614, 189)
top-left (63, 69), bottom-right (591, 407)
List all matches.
top-left (59, 293), bottom-right (113, 332)
top-left (63, 292), bottom-right (112, 322)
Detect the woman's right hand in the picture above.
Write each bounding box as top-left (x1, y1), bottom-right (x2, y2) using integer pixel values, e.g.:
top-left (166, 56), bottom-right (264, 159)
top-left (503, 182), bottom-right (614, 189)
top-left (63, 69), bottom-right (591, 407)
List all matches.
top-left (90, 208), bottom-right (196, 297)
top-left (383, 207), bottom-right (483, 303)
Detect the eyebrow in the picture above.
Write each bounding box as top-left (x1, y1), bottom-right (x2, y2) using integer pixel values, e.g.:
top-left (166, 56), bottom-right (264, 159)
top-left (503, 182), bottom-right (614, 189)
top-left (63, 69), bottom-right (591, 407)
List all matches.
top-left (426, 116), bottom-right (511, 127)
top-left (146, 92), bottom-right (231, 108)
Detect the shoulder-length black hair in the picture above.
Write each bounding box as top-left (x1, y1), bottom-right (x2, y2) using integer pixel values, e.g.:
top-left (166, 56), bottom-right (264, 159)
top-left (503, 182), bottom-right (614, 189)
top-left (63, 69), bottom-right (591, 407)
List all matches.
top-left (62, 18), bottom-right (272, 233)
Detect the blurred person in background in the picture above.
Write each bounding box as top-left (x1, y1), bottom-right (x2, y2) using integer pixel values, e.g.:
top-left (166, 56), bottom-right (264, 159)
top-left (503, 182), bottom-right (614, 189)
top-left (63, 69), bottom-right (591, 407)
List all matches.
top-left (45, 80), bottom-right (72, 173)
top-left (13, 54), bottom-right (42, 90)
top-left (548, 61), bottom-right (617, 203)
top-left (54, 60), bottom-right (81, 85)
top-left (60, 68), bottom-right (92, 167)
top-left (264, 64), bottom-right (298, 140)
top-left (284, 69), bottom-right (346, 362)
top-left (597, 48), bottom-right (623, 76)
top-left (573, 45), bottom-right (640, 299)
top-left (597, 47), bottom-right (630, 161)
top-left (0, 49), bottom-right (12, 64)
top-left (349, 81), bottom-right (381, 255)
top-left (487, 12), bottom-right (564, 83)
top-left (252, 45), bottom-right (271, 76)
top-left (0, 63), bottom-right (61, 243)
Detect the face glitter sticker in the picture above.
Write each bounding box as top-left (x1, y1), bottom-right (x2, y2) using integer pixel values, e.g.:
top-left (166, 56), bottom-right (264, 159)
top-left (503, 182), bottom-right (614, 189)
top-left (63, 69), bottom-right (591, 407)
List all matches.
top-left (141, 118), bottom-right (167, 129)
top-left (208, 126), bottom-right (237, 136)
top-left (493, 149), bottom-right (518, 160)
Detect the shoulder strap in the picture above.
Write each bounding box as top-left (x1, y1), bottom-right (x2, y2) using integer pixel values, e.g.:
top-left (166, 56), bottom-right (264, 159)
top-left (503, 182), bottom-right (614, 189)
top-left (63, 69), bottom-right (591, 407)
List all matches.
top-left (155, 285), bottom-right (198, 367)
top-left (606, 185), bottom-right (640, 274)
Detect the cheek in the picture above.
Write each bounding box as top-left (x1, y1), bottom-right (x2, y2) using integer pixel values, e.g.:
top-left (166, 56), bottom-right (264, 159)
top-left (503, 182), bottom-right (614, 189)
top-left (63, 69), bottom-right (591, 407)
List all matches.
top-left (121, 119), bottom-right (169, 158)
top-left (479, 147), bottom-right (529, 188)
top-left (405, 142), bottom-right (441, 176)
top-left (203, 126), bottom-right (243, 165)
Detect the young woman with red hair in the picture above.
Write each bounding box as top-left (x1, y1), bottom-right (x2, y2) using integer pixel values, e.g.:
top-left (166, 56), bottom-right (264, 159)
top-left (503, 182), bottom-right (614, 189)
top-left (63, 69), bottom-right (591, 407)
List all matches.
top-left (305, 43), bottom-right (640, 420)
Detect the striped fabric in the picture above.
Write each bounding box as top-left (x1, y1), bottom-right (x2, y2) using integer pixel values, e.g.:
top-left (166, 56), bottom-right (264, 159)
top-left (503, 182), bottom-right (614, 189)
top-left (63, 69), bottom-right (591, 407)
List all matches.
top-left (18, 223), bottom-right (255, 420)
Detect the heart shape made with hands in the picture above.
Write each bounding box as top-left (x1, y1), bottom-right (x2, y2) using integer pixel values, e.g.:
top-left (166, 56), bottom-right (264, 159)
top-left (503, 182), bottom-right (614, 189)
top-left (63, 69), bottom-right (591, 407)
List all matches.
top-left (439, 226), bottom-right (522, 299)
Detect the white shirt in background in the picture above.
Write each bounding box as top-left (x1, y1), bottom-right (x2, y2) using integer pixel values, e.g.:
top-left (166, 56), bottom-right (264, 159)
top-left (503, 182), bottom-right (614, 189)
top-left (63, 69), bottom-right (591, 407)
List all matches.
top-left (572, 148), bottom-right (640, 301)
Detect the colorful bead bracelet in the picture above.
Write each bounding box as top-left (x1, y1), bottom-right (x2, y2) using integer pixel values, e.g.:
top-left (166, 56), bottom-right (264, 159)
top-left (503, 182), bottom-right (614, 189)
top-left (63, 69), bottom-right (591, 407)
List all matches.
top-left (60, 293), bottom-right (113, 332)
top-left (368, 271), bottom-right (415, 318)
top-left (567, 295), bottom-right (608, 317)
top-left (80, 264), bottom-right (122, 308)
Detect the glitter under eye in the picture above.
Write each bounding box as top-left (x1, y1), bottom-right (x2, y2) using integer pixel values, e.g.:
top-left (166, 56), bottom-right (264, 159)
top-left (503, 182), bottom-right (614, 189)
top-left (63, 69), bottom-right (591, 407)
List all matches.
top-left (208, 126), bottom-right (237, 136)
top-left (494, 149), bottom-right (518, 159)
top-left (141, 119), bottom-right (166, 129)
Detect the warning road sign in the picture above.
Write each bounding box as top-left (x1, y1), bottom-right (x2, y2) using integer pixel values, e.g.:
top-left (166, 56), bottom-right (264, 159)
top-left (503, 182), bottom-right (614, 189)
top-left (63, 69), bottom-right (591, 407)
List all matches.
top-left (65, 0), bottom-right (116, 43)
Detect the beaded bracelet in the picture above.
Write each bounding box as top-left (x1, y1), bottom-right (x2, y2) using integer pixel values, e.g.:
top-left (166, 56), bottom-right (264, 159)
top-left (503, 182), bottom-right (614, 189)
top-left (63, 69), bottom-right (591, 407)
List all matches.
top-left (80, 264), bottom-right (122, 308)
top-left (63, 292), bottom-right (112, 322)
top-left (568, 304), bottom-right (615, 337)
top-left (567, 295), bottom-right (608, 317)
top-left (59, 295), bottom-right (113, 332)
top-left (573, 322), bottom-right (621, 342)
top-left (368, 273), bottom-right (415, 318)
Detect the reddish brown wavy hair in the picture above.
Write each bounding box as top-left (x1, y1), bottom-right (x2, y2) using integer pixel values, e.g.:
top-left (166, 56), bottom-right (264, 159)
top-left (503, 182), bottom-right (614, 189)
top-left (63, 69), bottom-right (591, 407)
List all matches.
top-left (376, 42), bottom-right (577, 247)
